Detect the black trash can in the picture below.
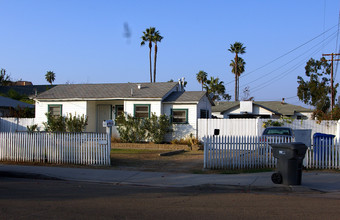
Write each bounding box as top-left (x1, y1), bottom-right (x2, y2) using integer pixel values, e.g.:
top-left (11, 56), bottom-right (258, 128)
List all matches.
top-left (270, 142), bottom-right (307, 185)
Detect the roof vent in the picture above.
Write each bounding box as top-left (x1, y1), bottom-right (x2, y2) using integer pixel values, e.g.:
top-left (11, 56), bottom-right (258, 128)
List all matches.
top-left (131, 88), bottom-right (134, 96)
top-left (137, 84), bottom-right (142, 89)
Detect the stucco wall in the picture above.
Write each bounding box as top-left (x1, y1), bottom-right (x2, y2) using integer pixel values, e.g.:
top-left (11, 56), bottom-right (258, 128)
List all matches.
top-left (163, 103), bottom-right (197, 141)
top-left (124, 100), bottom-right (162, 116)
top-left (35, 100), bottom-right (87, 130)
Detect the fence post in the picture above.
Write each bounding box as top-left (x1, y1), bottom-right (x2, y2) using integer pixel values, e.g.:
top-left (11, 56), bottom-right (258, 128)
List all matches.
top-left (105, 122), bottom-right (112, 166)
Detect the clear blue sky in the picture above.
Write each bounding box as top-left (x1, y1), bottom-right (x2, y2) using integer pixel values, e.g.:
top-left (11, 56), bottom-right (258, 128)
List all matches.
top-left (1, 0), bottom-right (339, 107)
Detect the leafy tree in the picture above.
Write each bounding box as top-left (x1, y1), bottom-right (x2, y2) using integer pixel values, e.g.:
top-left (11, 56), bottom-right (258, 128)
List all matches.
top-left (297, 57), bottom-right (337, 113)
top-left (152, 29), bottom-right (163, 83)
top-left (141, 27), bottom-right (156, 83)
top-left (0, 68), bottom-right (12, 86)
top-left (45, 71), bottom-right (56, 85)
top-left (228, 42), bottom-right (246, 101)
top-left (204, 76), bottom-right (231, 101)
top-left (196, 70), bottom-right (208, 91)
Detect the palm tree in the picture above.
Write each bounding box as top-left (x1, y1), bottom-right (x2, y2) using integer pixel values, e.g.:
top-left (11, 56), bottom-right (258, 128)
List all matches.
top-left (141, 27), bottom-right (156, 83)
top-left (230, 57), bottom-right (246, 94)
top-left (45, 71), bottom-right (56, 85)
top-left (152, 30), bottom-right (163, 83)
top-left (204, 76), bottom-right (227, 101)
top-left (228, 42), bottom-right (246, 101)
top-left (196, 70), bottom-right (208, 91)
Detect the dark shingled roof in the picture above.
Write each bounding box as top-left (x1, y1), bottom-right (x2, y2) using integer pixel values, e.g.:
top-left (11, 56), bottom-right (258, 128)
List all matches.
top-left (213, 101), bottom-right (313, 115)
top-left (163, 91), bottom-right (215, 105)
top-left (0, 96), bottom-right (34, 108)
top-left (35, 82), bottom-right (179, 100)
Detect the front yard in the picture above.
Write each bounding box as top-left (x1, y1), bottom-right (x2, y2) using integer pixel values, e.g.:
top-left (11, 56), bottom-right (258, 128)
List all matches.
top-left (110, 148), bottom-right (204, 173)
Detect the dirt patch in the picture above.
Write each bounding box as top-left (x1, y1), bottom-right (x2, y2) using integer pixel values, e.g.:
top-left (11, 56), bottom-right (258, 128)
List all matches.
top-left (110, 149), bottom-right (204, 173)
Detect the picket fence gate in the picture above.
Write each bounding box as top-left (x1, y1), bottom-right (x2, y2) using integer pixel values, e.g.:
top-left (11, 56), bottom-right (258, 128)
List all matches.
top-left (204, 135), bottom-right (340, 170)
top-left (0, 132), bottom-right (111, 166)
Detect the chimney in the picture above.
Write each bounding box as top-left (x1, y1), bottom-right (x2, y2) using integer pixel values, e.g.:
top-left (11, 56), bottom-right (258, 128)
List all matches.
top-left (178, 79), bottom-right (182, 91)
top-left (181, 77), bottom-right (185, 90)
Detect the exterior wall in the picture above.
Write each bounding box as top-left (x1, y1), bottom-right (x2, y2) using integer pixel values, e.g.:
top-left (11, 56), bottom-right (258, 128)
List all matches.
top-left (163, 103), bottom-right (197, 141)
top-left (124, 100), bottom-right (162, 116)
top-left (196, 96), bottom-right (212, 118)
top-left (35, 100), bottom-right (87, 130)
top-left (219, 106), bottom-right (273, 118)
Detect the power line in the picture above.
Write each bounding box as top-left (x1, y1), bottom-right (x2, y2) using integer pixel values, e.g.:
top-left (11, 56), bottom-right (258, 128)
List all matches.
top-left (225, 23), bottom-right (339, 86)
top-left (225, 31), bottom-right (338, 94)
top-left (239, 31), bottom-right (338, 90)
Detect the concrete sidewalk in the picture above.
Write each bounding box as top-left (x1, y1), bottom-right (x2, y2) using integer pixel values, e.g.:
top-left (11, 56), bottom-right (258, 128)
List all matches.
top-left (0, 164), bottom-right (339, 193)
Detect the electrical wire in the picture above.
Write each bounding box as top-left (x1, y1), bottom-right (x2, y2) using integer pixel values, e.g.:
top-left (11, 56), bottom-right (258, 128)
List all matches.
top-left (225, 30), bottom-right (338, 94)
top-left (334, 9), bottom-right (340, 79)
top-left (225, 23), bottom-right (339, 86)
top-left (249, 34), bottom-right (337, 94)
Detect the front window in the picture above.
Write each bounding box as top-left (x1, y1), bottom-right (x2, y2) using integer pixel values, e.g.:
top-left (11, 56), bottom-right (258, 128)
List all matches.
top-left (172, 109), bottom-right (188, 123)
top-left (134, 104), bottom-right (150, 118)
top-left (48, 105), bottom-right (62, 117)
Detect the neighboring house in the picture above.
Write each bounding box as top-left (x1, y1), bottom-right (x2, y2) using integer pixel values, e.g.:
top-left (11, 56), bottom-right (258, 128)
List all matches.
top-left (212, 100), bottom-right (313, 119)
top-left (0, 96), bottom-right (34, 117)
top-left (0, 85), bottom-right (55, 99)
top-left (34, 82), bottom-right (213, 140)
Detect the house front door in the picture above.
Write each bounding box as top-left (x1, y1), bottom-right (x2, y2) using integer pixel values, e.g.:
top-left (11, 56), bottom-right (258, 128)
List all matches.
top-left (97, 104), bottom-right (112, 133)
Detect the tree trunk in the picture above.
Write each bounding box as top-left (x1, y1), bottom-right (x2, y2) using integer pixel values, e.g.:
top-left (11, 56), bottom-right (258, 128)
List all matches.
top-left (149, 42), bottom-right (153, 83)
top-left (235, 54), bottom-right (238, 101)
top-left (153, 44), bottom-right (158, 83)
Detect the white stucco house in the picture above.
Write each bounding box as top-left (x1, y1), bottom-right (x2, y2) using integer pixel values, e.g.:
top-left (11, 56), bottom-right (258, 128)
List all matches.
top-left (212, 100), bottom-right (313, 119)
top-left (34, 81), bottom-right (213, 141)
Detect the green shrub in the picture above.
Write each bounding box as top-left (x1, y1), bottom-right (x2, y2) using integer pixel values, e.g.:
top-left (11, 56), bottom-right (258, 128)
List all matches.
top-left (43, 112), bottom-right (88, 132)
top-left (27, 124), bottom-right (38, 132)
top-left (116, 113), bottom-right (170, 143)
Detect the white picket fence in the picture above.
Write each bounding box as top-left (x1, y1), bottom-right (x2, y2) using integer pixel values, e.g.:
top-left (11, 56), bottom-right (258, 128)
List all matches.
top-left (204, 135), bottom-right (340, 170)
top-left (198, 119), bottom-right (339, 139)
top-left (0, 132), bottom-right (111, 166)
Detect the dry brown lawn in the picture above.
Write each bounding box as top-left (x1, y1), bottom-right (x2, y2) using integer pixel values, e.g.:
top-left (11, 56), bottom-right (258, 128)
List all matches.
top-left (110, 148), bottom-right (204, 173)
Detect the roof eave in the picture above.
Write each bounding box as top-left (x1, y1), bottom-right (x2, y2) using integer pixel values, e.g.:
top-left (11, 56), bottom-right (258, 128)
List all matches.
top-left (35, 97), bottom-right (163, 101)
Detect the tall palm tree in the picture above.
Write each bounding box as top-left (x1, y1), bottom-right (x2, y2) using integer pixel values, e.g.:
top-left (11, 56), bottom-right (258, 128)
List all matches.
top-left (230, 57), bottom-right (246, 94)
top-left (45, 71), bottom-right (56, 85)
top-left (228, 42), bottom-right (246, 101)
top-left (196, 70), bottom-right (208, 91)
top-left (141, 27), bottom-right (156, 83)
top-left (152, 30), bottom-right (163, 83)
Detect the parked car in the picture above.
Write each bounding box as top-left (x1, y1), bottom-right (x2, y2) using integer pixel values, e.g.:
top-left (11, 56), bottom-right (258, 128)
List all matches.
top-left (261, 127), bottom-right (294, 142)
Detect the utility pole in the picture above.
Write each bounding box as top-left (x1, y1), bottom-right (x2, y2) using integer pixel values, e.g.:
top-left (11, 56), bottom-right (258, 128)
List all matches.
top-left (322, 53), bottom-right (340, 112)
